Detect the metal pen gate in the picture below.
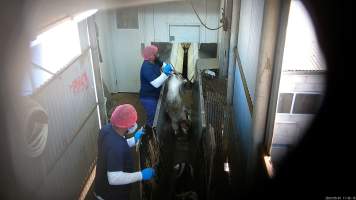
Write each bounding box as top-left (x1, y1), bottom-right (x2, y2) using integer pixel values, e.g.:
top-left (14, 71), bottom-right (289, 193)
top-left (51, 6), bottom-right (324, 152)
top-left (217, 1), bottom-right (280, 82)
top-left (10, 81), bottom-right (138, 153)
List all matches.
top-left (138, 67), bottom-right (236, 200)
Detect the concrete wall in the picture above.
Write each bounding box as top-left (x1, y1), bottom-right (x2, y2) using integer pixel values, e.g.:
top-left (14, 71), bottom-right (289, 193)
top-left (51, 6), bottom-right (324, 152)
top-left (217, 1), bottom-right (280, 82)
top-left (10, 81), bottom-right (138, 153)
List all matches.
top-left (95, 0), bottom-right (220, 93)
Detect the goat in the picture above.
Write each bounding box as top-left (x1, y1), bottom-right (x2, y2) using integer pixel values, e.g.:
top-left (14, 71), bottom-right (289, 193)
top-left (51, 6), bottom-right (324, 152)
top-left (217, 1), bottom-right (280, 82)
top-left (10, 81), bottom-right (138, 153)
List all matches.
top-left (165, 74), bottom-right (190, 136)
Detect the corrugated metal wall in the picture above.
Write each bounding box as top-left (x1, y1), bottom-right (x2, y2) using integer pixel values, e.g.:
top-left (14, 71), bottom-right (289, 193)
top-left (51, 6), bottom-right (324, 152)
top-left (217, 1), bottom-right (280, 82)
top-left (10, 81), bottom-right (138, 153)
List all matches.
top-left (29, 19), bottom-right (100, 199)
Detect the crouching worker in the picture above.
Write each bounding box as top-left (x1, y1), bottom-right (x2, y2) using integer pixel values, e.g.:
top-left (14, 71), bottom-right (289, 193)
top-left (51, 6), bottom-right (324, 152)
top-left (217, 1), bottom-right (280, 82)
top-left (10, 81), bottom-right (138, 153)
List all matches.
top-left (94, 104), bottom-right (155, 200)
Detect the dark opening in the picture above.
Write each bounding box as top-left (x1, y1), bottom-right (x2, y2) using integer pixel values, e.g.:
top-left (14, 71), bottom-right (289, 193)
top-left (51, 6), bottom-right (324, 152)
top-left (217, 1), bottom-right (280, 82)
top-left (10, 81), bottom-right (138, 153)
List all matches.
top-left (198, 43), bottom-right (217, 58)
top-left (182, 50), bottom-right (188, 79)
top-left (181, 43), bottom-right (190, 79)
top-left (293, 93), bottom-right (323, 114)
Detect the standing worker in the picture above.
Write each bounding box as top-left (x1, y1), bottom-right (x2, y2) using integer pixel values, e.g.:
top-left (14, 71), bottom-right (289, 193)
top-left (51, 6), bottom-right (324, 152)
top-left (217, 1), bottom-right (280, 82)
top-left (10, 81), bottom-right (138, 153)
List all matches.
top-left (94, 104), bottom-right (155, 200)
top-left (139, 45), bottom-right (174, 131)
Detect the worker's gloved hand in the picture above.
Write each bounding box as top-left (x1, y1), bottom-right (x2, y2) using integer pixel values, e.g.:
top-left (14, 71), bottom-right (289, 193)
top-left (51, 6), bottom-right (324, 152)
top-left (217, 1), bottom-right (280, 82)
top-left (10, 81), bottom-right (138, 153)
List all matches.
top-left (134, 129), bottom-right (144, 143)
top-left (141, 168), bottom-right (155, 180)
top-left (162, 63), bottom-right (173, 76)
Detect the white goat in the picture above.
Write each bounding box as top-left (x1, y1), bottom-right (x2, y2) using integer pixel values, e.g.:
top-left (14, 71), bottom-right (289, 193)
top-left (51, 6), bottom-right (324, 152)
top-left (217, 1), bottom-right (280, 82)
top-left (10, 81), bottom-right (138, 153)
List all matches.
top-left (165, 74), bottom-right (188, 135)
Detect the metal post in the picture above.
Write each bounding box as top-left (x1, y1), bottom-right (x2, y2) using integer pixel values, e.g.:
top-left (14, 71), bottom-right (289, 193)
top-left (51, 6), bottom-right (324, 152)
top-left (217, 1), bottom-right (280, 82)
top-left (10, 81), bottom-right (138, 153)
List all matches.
top-left (264, 0), bottom-right (291, 155)
top-left (248, 0), bottom-right (285, 186)
top-left (227, 0), bottom-right (241, 105)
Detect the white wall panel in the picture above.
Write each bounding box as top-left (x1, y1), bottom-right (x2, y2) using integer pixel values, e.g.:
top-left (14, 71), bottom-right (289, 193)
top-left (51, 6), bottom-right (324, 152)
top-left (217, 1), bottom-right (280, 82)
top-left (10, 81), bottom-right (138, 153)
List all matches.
top-left (95, 0), bottom-right (220, 93)
top-left (237, 0), bottom-right (265, 101)
top-left (146, 0), bottom-right (219, 43)
top-left (95, 11), bottom-right (116, 93)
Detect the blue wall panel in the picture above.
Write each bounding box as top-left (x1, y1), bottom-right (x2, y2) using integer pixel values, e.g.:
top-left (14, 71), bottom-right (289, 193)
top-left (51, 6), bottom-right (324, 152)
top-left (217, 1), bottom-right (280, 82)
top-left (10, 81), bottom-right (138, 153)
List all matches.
top-left (232, 65), bottom-right (252, 160)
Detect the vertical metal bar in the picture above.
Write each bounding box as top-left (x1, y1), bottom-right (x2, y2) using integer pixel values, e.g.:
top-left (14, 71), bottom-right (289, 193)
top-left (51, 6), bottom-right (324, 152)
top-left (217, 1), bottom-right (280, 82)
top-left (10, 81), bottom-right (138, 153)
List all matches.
top-left (227, 0), bottom-right (241, 105)
top-left (264, 0), bottom-right (292, 155)
top-left (250, 0), bottom-right (286, 186)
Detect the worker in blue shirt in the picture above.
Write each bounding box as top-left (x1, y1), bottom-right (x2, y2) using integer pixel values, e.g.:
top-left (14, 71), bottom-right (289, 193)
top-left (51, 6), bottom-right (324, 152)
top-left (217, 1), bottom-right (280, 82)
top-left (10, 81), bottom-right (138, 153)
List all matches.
top-left (139, 45), bottom-right (174, 129)
top-left (94, 104), bottom-right (155, 200)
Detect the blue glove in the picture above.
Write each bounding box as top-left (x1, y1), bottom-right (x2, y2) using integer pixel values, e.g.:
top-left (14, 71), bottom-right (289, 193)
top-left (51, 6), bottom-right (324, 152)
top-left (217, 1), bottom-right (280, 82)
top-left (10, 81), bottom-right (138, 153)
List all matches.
top-left (141, 168), bottom-right (155, 180)
top-left (134, 129), bottom-right (144, 143)
top-left (163, 63), bottom-right (173, 75)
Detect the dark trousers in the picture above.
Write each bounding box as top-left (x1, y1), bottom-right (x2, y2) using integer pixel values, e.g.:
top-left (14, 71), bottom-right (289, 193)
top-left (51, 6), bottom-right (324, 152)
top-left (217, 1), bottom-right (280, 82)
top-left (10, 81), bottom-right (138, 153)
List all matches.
top-left (140, 97), bottom-right (158, 127)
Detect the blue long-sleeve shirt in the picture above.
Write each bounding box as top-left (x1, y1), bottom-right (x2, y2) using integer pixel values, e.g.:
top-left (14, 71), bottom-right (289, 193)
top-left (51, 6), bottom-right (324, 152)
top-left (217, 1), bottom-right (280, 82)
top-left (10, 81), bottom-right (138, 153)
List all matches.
top-left (139, 60), bottom-right (163, 99)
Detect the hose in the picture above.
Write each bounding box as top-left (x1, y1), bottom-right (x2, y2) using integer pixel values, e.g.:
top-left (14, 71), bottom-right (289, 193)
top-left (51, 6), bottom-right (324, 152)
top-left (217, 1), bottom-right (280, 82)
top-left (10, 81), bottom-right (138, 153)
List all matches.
top-left (22, 97), bottom-right (48, 157)
top-left (189, 0), bottom-right (224, 30)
